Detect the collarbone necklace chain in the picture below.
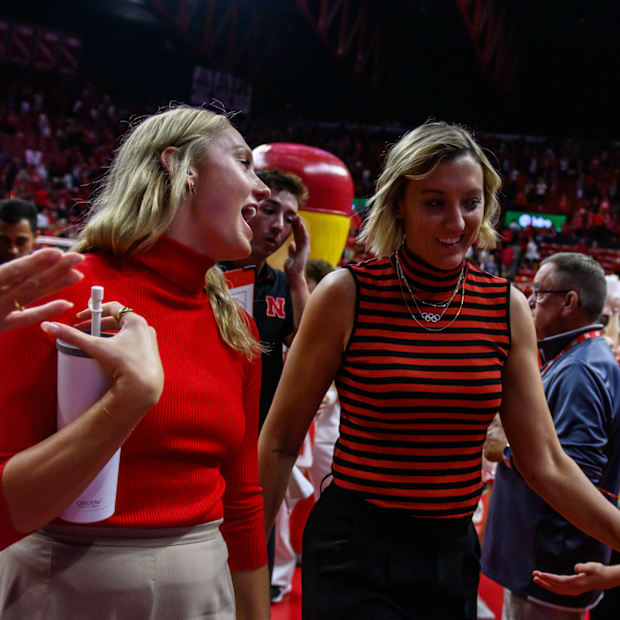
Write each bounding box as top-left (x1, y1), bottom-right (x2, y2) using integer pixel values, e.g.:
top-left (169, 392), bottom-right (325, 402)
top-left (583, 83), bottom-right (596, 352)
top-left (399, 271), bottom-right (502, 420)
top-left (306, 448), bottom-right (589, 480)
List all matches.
top-left (394, 253), bottom-right (467, 332)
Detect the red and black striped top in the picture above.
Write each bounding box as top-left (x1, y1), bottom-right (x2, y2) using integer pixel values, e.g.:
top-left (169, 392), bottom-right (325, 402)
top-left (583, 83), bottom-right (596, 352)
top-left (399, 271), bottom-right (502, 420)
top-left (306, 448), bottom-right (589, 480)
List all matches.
top-left (333, 245), bottom-right (511, 519)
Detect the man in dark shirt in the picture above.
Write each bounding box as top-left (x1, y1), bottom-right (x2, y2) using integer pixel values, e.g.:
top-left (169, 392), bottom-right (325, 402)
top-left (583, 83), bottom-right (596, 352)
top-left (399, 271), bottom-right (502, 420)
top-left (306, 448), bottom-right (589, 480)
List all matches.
top-left (223, 168), bottom-right (310, 427)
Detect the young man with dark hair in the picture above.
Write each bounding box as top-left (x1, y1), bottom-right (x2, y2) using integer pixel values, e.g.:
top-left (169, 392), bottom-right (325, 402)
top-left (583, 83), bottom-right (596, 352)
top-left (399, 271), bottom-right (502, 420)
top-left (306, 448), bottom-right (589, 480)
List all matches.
top-left (0, 199), bottom-right (39, 264)
top-left (223, 168), bottom-right (310, 428)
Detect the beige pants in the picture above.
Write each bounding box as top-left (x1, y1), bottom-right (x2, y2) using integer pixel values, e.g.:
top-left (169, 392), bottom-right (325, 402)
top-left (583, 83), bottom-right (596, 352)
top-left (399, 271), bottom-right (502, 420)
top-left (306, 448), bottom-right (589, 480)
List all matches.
top-left (0, 520), bottom-right (234, 620)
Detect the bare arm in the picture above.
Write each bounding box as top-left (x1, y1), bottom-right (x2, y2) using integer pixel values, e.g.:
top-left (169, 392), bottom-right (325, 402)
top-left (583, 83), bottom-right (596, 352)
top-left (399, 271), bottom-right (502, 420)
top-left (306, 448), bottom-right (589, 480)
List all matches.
top-left (499, 286), bottom-right (620, 551)
top-left (0, 248), bottom-right (84, 332)
top-left (231, 566), bottom-right (270, 620)
top-left (284, 214), bottom-right (310, 345)
top-left (533, 563), bottom-right (620, 596)
top-left (259, 269), bottom-right (354, 531)
top-left (1, 303), bottom-right (163, 534)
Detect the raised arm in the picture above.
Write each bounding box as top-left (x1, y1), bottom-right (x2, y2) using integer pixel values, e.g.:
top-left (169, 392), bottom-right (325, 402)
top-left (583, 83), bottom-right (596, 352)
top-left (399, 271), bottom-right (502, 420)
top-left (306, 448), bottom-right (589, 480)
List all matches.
top-left (0, 302), bottom-right (163, 544)
top-left (258, 268), bottom-right (354, 531)
top-left (284, 214), bottom-right (310, 345)
top-left (499, 286), bottom-right (620, 551)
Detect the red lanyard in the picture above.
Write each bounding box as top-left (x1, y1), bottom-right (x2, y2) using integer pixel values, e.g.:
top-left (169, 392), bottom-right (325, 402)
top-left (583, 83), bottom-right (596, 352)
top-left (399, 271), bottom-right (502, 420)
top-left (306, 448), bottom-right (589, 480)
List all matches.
top-left (540, 329), bottom-right (603, 375)
top-left (599, 487), bottom-right (619, 502)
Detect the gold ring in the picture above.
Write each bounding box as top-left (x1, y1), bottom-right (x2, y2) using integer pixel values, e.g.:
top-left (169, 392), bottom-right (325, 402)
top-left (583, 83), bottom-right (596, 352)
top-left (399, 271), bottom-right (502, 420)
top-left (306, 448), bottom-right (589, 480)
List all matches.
top-left (13, 299), bottom-right (24, 312)
top-left (115, 306), bottom-right (134, 324)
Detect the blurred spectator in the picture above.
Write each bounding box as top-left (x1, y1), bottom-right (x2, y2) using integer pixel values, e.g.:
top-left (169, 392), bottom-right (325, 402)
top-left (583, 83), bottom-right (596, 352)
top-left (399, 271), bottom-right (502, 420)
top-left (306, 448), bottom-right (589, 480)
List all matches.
top-left (0, 198), bottom-right (38, 264)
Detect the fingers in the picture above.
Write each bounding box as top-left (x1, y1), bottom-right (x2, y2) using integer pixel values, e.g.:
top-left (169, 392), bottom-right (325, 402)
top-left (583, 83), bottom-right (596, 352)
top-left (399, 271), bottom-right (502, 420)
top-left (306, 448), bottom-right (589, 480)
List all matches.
top-left (0, 300), bottom-right (74, 333)
top-left (40, 320), bottom-right (105, 357)
top-left (0, 248), bottom-right (63, 288)
top-left (574, 562), bottom-right (601, 575)
top-left (532, 573), bottom-right (567, 594)
top-left (76, 301), bottom-right (132, 319)
top-left (532, 570), bottom-right (589, 595)
top-left (0, 250), bottom-right (84, 292)
top-left (532, 573), bottom-right (554, 587)
top-left (76, 301), bottom-right (127, 319)
top-left (292, 215), bottom-right (310, 249)
top-left (41, 307), bottom-right (147, 352)
top-left (532, 575), bottom-right (563, 593)
top-left (287, 241), bottom-right (297, 257)
top-left (533, 570), bottom-right (566, 582)
top-left (0, 250), bottom-right (85, 333)
top-left (1, 252), bottom-right (84, 316)
top-left (292, 214), bottom-right (308, 236)
top-left (75, 302), bottom-right (138, 332)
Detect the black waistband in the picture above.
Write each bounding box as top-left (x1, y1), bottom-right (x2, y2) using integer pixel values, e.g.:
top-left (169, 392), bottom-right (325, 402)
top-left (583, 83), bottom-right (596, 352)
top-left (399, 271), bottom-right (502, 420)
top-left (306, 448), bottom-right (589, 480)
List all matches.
top-left (322, 483), bottom-right (472, 537)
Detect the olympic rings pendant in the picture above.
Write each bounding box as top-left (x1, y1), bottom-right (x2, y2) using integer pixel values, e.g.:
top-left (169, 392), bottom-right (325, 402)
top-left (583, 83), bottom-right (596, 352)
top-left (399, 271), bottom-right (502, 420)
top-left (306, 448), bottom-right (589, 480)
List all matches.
top-left (420, 312), bottom-right (441, 323)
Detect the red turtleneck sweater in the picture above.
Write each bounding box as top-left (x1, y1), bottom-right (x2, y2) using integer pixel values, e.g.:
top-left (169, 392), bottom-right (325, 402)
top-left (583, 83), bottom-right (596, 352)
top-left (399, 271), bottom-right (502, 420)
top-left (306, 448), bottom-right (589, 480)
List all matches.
top-left (0, 236), bottom-right (266, 570)
top-left (334, 246), bottom-right (511, 518)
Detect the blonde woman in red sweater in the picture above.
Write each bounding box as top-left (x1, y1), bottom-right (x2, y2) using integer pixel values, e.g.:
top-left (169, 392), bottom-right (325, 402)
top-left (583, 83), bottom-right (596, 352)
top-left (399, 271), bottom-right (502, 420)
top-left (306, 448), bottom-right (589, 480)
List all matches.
top-left (0, 106), bottom-right (270, 619)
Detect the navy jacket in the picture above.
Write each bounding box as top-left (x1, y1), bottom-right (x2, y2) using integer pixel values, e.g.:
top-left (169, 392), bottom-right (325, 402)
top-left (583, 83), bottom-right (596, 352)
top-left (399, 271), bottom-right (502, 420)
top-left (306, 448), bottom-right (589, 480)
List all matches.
top-left (482, 326), bottom-right (620, 609)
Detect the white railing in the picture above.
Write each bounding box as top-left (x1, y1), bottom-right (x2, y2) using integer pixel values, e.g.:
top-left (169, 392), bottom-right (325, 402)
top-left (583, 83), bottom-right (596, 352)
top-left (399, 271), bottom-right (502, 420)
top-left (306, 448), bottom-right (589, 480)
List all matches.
top-left (37, 236), bottom-right (75, 249)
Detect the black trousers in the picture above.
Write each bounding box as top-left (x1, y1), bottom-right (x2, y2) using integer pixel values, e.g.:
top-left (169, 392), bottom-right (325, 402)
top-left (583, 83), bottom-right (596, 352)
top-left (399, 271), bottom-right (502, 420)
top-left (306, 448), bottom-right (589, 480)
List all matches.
top-left (302, 484), bottom-right (479, 620)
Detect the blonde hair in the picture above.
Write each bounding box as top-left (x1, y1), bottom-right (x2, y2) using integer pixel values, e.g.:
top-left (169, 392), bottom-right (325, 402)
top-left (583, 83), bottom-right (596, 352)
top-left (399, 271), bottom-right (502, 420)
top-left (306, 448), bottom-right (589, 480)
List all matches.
top-left (73, 105), bottom-right (261, 358)
top-left (359, 121), bottom-right (502, 258)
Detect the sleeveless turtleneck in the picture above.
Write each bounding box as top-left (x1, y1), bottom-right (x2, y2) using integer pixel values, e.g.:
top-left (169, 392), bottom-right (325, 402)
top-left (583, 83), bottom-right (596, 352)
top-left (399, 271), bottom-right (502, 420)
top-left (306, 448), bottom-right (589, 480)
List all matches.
top-left (397, 244), bottom-right (464, 298)
top-left (333, 252), bottom-right (511, 519)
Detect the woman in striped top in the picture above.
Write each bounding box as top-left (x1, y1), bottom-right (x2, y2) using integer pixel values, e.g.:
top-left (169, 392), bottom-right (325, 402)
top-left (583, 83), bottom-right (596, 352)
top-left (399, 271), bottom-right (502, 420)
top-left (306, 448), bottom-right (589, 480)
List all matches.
top-left (258, 122), bottom-right (620, 619)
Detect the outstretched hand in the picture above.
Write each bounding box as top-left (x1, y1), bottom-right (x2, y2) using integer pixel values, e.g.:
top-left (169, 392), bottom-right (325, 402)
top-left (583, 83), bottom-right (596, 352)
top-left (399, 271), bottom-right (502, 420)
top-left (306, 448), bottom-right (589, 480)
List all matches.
top-left (41, 301), bottom-right (164, 418)
top-left (284, 215), bottom-right (310, 281)
top-left (0, 248), bottom-right (84, 333)
top-left (533, 562), bottom-right (615, 596)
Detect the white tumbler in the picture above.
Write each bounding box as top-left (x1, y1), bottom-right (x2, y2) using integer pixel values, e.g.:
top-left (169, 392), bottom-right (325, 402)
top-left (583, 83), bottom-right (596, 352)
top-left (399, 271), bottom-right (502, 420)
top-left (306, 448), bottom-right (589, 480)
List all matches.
top-left (56, 335), bottom-right (120, 523)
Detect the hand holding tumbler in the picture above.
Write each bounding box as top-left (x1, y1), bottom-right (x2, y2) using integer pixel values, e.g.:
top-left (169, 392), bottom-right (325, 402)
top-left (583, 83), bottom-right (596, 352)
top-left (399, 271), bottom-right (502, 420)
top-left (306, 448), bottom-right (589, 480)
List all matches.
top-left (56, 286), bottom-right (121, 523)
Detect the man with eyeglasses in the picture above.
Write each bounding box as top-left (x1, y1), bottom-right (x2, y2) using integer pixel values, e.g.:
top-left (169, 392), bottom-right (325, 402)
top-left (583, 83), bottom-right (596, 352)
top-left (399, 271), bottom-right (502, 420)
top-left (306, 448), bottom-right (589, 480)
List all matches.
top-left (482, 252), bottom-right (620, 619)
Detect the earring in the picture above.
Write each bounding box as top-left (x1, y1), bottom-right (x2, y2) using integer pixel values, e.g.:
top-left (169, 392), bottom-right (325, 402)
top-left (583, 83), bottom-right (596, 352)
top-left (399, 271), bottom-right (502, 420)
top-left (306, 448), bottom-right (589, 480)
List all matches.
top-left (186, 180), bottom-right (196, 195)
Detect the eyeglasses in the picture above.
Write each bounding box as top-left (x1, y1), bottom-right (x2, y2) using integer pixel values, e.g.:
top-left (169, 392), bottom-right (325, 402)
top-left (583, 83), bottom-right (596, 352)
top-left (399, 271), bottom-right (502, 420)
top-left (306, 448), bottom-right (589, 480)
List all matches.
top-left (531, 289), bottom-right (572, 303)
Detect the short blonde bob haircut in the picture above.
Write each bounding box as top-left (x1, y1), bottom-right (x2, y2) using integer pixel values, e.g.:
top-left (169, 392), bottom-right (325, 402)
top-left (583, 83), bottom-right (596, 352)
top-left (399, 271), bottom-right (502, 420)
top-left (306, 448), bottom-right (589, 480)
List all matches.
top-left (73, 105), bottom-right (261, 358)
top-left (359, 121), bottom-right (501, 258)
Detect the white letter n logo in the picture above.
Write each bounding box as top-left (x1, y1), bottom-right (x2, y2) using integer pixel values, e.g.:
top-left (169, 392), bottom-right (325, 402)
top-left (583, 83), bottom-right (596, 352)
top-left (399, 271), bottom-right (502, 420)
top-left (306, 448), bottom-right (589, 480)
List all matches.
top-left (266, 296), bottom-right (286, 319)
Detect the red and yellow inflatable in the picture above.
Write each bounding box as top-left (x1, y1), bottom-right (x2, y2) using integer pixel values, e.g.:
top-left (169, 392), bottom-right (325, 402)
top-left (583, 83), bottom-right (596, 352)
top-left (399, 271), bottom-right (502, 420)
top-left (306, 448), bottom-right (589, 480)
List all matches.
top-left (252, 142), bottom-right (354, 268)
